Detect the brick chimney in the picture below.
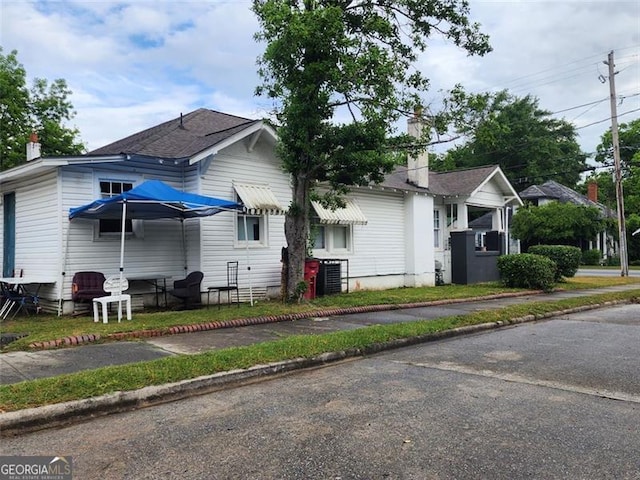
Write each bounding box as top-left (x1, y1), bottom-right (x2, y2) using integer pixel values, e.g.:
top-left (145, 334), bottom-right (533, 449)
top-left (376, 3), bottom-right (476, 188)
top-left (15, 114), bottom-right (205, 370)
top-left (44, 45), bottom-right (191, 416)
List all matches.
top-left (26, 132), bottom-right (41, 161)
top-left (407, 110), bottom-right (429, 188)
top-left (587, 181), bottom-right (598, 203)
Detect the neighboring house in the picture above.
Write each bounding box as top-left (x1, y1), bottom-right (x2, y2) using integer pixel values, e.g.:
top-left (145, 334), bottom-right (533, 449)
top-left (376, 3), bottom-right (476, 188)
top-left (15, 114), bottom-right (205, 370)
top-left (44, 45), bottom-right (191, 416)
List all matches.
top-left (0, 109), bottom-right (522, 313)
top-left (518, 179), bottom-right (617, 258)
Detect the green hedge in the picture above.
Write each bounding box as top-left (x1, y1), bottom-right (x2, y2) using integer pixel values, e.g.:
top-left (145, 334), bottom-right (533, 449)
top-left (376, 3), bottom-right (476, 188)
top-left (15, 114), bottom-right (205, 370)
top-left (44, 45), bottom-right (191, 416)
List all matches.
top-left (529, 245), bottom-right (582, 281)
top-left (497, 253), bottom-right (557, 292)
top-left (582, 249), bottom-right (602, 266)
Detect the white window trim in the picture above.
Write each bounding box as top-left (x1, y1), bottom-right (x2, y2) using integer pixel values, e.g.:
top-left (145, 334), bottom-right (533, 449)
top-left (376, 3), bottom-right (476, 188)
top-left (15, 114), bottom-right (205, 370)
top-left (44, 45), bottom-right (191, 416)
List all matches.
top-left (311, 222), bottom-right (353, 254)
top-left (234, 212), bottom-right (269, 248)
top-left (93, 177), bottom-right (144, 241)
top-left (434, 208), bottom-right (442, 250)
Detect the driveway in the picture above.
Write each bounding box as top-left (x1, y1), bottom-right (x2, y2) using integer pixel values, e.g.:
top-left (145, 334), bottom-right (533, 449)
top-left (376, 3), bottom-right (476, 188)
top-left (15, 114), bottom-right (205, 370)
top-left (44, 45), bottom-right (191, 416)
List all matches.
top-left (3, 304), bottom-right (639, 479)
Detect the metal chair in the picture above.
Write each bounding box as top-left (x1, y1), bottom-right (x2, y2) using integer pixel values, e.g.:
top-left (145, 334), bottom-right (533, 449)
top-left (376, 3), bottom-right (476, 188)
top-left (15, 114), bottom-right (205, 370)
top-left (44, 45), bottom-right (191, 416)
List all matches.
top-left (207, 261), bottom-right (240, 308)
top-left (170, 271), bottom-right (204, 309)
top-left (0, 281), bottom-right (40, 320)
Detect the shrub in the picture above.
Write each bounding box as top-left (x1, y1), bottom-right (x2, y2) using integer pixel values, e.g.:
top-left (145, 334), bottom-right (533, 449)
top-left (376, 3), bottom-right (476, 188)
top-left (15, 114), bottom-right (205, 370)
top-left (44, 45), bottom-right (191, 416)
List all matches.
top-left (581, 249), bottom-right (602, 266)
top-left (606, 255), bottom-right (620, 266)
top-left (529, 245), bottom-right (582, 280)
top-left (497, 253), bottom-right (557, 292)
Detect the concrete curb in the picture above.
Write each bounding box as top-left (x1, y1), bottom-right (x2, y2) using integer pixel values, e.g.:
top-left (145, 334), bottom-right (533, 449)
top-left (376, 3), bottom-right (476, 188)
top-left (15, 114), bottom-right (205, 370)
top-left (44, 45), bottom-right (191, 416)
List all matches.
top-left (1, 298), bottom-right (631, 437)
top-left (28, 291), bottom-right (541, 350)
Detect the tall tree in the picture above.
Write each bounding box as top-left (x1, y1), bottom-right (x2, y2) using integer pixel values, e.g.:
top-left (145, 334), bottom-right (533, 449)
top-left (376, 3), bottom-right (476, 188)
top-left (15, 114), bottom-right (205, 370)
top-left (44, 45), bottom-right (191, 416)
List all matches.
top-left (0, 48), bottom-right (84, 170)
top-left (593, 118), bottom-right (640, 215)
top-left (511, 201), bottom-right (604, 251)
top-left (252, 0), bottom-right (491, 300)
top-left (442, 91), bottom-right (587, 190)
top-left (588, 118), bottom-right (640, 260)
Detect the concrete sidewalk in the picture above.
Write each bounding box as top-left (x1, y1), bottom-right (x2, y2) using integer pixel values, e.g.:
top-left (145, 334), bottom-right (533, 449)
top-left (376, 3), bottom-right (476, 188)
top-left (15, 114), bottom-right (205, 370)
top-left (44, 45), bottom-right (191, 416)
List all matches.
top-left (2, 284), bottom-right (638, 386)
top-left (1, 284), bottom-right (639, 436)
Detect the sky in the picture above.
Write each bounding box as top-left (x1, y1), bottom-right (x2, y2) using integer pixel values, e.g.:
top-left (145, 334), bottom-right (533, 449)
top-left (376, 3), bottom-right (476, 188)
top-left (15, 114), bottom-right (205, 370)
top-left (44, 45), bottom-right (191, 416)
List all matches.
top-left (1, 0), bottom-right (639, 162)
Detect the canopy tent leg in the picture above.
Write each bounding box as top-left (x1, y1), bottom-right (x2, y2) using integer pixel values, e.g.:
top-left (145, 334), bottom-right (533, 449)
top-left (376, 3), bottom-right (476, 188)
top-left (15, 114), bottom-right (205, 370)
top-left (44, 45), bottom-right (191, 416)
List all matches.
top-left (118, 200), bottom-right (127, 322)
top-left (57, 220), bottom-right (72, 316)
top-left (243, 214), bottom-right (254, 306)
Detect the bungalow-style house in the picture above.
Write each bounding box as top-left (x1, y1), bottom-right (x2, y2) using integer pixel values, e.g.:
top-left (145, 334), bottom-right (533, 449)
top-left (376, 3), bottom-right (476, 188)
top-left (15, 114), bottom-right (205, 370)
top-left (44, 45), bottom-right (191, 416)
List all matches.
top-left (518, 179), bottom-right (617, 259)
top-left (0, 109), bottom-right (521, 314)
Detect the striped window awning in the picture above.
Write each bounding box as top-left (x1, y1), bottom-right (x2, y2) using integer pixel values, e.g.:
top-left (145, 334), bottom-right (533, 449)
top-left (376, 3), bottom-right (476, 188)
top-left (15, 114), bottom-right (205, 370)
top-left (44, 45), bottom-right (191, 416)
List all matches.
top-left (233, 182), bottom-right (286, 215)
top-left (311, 199), bottom-right (368, 225)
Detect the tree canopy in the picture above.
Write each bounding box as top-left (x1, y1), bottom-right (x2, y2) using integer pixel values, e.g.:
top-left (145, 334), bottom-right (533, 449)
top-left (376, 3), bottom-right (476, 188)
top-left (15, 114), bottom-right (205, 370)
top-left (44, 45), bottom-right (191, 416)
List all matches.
top-left (252, 0), bottom-right (491, 299)
top-left (511, 201), bottom-right (605, 251)
top-left (591, 118), bottom-right (640, 214)
top-left (0, 48), bottom-right (84, 170)
top-left (437, 90), bottom-right (587, 190)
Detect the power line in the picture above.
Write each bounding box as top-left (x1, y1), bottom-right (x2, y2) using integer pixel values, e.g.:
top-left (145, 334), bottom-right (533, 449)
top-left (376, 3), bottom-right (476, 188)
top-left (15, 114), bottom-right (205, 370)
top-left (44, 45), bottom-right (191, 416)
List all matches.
top-left (575, 107), bottom-right (640, 130)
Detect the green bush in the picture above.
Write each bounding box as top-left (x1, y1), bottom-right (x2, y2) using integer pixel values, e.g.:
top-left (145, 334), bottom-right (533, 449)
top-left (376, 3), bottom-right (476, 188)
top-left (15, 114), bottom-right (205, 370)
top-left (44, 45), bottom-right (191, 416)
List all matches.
top-left (606, 255), bottom-right (620, 266)
top-left (529, 245), bottom-right (582, 280)
top-left (581, 249), bottom-right (602, 266)
top-left (497, 253), bottom-right (557, 292)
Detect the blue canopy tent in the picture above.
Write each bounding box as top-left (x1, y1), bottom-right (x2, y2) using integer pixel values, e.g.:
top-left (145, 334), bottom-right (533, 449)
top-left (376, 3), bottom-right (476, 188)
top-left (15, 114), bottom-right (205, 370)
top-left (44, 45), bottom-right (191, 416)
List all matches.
top-left (64, 180), bottom-right (242, 317)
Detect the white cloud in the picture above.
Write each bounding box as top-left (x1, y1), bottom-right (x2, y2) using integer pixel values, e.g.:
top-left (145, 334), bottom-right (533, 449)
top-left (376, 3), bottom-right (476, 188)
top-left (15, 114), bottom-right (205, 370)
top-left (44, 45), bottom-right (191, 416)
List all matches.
top-left (1, 0), bottom-right (639, 156)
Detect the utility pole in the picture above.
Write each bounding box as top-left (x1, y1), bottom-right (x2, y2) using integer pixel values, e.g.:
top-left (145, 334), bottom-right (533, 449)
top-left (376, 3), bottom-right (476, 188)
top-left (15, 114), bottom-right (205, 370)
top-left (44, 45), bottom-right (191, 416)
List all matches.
top-left (604, 50), bottom-right (628, 276)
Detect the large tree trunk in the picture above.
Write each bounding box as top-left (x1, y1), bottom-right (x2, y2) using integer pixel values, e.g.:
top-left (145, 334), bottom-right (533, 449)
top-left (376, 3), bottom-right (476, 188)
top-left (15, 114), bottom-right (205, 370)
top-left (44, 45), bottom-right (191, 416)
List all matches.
top-left (284, 173), bottom-right (310, 301)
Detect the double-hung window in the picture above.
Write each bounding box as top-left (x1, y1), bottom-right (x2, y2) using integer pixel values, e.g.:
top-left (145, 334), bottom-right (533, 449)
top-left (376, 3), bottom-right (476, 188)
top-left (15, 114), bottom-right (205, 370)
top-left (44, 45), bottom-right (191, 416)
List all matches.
top-left (311, 219), bottom-right (352, 253)
top-left (434, 209), bottom-right (441, 249)
top-left (98, 180), bottom-right (134, 236)
top-left (233, 182), bottom-right (286, 248)
top-left (237, 214), bottom-right (265, 244)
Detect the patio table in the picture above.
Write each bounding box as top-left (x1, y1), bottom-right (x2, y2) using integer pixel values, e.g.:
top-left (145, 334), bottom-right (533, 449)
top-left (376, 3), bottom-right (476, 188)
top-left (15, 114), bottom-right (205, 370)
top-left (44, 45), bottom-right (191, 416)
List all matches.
top-left (126, 274), bottom-right (172, 308)
top-left (0, 276), bottom-right (56, 320)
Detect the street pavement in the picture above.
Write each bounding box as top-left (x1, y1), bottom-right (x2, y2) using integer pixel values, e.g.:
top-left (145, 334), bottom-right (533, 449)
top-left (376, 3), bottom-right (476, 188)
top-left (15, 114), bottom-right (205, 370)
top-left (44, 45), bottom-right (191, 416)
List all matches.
top-left (1, 284), bottom-right (638, 386)
top-left (2, 302), bottom-right (639, 479)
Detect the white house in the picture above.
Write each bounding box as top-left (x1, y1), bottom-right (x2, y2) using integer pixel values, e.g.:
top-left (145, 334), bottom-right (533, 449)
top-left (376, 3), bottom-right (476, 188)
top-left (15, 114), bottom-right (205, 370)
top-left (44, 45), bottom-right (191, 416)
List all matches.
top-left (0, 109), bottom-right (521, 314)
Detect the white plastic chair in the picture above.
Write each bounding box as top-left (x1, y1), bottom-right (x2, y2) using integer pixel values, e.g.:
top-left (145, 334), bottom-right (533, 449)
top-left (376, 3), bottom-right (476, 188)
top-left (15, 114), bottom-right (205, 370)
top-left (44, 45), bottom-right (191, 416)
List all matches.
top-left (92, 275), bottom-right (131, 324)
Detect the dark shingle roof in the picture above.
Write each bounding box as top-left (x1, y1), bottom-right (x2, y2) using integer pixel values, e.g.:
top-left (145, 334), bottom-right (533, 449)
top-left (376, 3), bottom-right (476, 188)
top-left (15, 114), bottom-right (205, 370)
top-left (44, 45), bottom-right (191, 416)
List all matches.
top-left (379, 164), bottom-right (500, 196)
top-left (379, 166), bottom-right (430, 193)
top-left (429, 165), bottom-right (498, 196)
top-left (520, 180), bottom-right (593, 206)
top-left (89, 108), bottom-right (259, 159)
top-left (519, 180), bottom-right (615, 217)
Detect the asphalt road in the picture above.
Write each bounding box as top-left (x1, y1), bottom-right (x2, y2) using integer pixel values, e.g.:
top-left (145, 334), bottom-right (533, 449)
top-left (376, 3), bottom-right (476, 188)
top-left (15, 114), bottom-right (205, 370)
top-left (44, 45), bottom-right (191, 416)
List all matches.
top-left (577, 267), bottom-right (640, 277)
top-left (2, 304), bottom-right (639, 479)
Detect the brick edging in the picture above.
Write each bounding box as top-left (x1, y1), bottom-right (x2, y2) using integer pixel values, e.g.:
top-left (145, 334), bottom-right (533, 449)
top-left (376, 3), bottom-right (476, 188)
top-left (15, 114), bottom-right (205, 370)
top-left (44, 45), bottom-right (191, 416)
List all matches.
top-left (27, 291), bottom-right (541, 350)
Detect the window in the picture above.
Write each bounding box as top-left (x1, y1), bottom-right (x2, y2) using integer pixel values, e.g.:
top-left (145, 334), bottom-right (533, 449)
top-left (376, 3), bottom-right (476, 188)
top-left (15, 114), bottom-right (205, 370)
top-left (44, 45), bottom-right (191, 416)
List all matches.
top-left (447, 203), bottom-right (458, 228)
top-left (332, 225), bottom-right (348, 249)
top-left (310, 218), bottom-right (351, 253)
top-left (236, 213), bottom-right (267, 246)
top-left (312, 224), bottom-right (326, 250)
top-left (98, 180), bottom-right (133, 236)
top-left (434, 209), bottom-right (441, 248)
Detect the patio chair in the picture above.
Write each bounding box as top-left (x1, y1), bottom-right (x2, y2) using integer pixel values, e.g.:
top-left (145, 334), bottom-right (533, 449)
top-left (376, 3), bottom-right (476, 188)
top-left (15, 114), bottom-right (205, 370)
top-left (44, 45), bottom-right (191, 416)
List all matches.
top-left (207, 261), bottom-right (240, 309)
top-left (72, 271), bottom-right (107, 303)
top-left (170, 271), bottom-right (204, 309)
top-left (92, 275), bottom-right (132, 324)
top-left (0, 281), bottom-right (40, 320)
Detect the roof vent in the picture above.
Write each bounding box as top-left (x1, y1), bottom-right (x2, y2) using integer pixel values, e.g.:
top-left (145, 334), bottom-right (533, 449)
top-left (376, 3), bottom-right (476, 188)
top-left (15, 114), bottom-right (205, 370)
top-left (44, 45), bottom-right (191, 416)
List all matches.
top-left (26, 132), bottom-right (41, 161)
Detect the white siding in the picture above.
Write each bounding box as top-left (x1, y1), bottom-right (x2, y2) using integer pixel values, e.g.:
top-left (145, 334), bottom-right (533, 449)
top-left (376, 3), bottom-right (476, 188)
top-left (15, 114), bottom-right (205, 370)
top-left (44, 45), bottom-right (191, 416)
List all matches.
top-left (313, 188), bottom-right (406, 287)
top-left (61, 163), bottom-right (194, 301)
top-left (469, 180), bottom-right (506, 208)
top-left (199, 139), bottom-right (290, 293)
top-left (0, 170), bottom-right (60, 299)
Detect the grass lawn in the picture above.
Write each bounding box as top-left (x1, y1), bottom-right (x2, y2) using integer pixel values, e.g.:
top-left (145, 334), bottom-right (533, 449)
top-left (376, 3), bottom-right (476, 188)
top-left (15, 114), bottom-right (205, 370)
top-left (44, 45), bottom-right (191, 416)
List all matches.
top-left (1, 276), bottom-right (639, 353)
top-left (0, 276), bottom-right (639, 413)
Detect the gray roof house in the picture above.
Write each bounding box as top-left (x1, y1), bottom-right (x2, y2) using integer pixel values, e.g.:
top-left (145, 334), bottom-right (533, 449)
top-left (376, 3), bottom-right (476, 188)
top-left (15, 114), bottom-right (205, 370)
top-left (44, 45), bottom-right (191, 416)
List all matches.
top-left (0, 108), bottom-right (523, 314)
top-left (518, 179), bottom-right (616, 257)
